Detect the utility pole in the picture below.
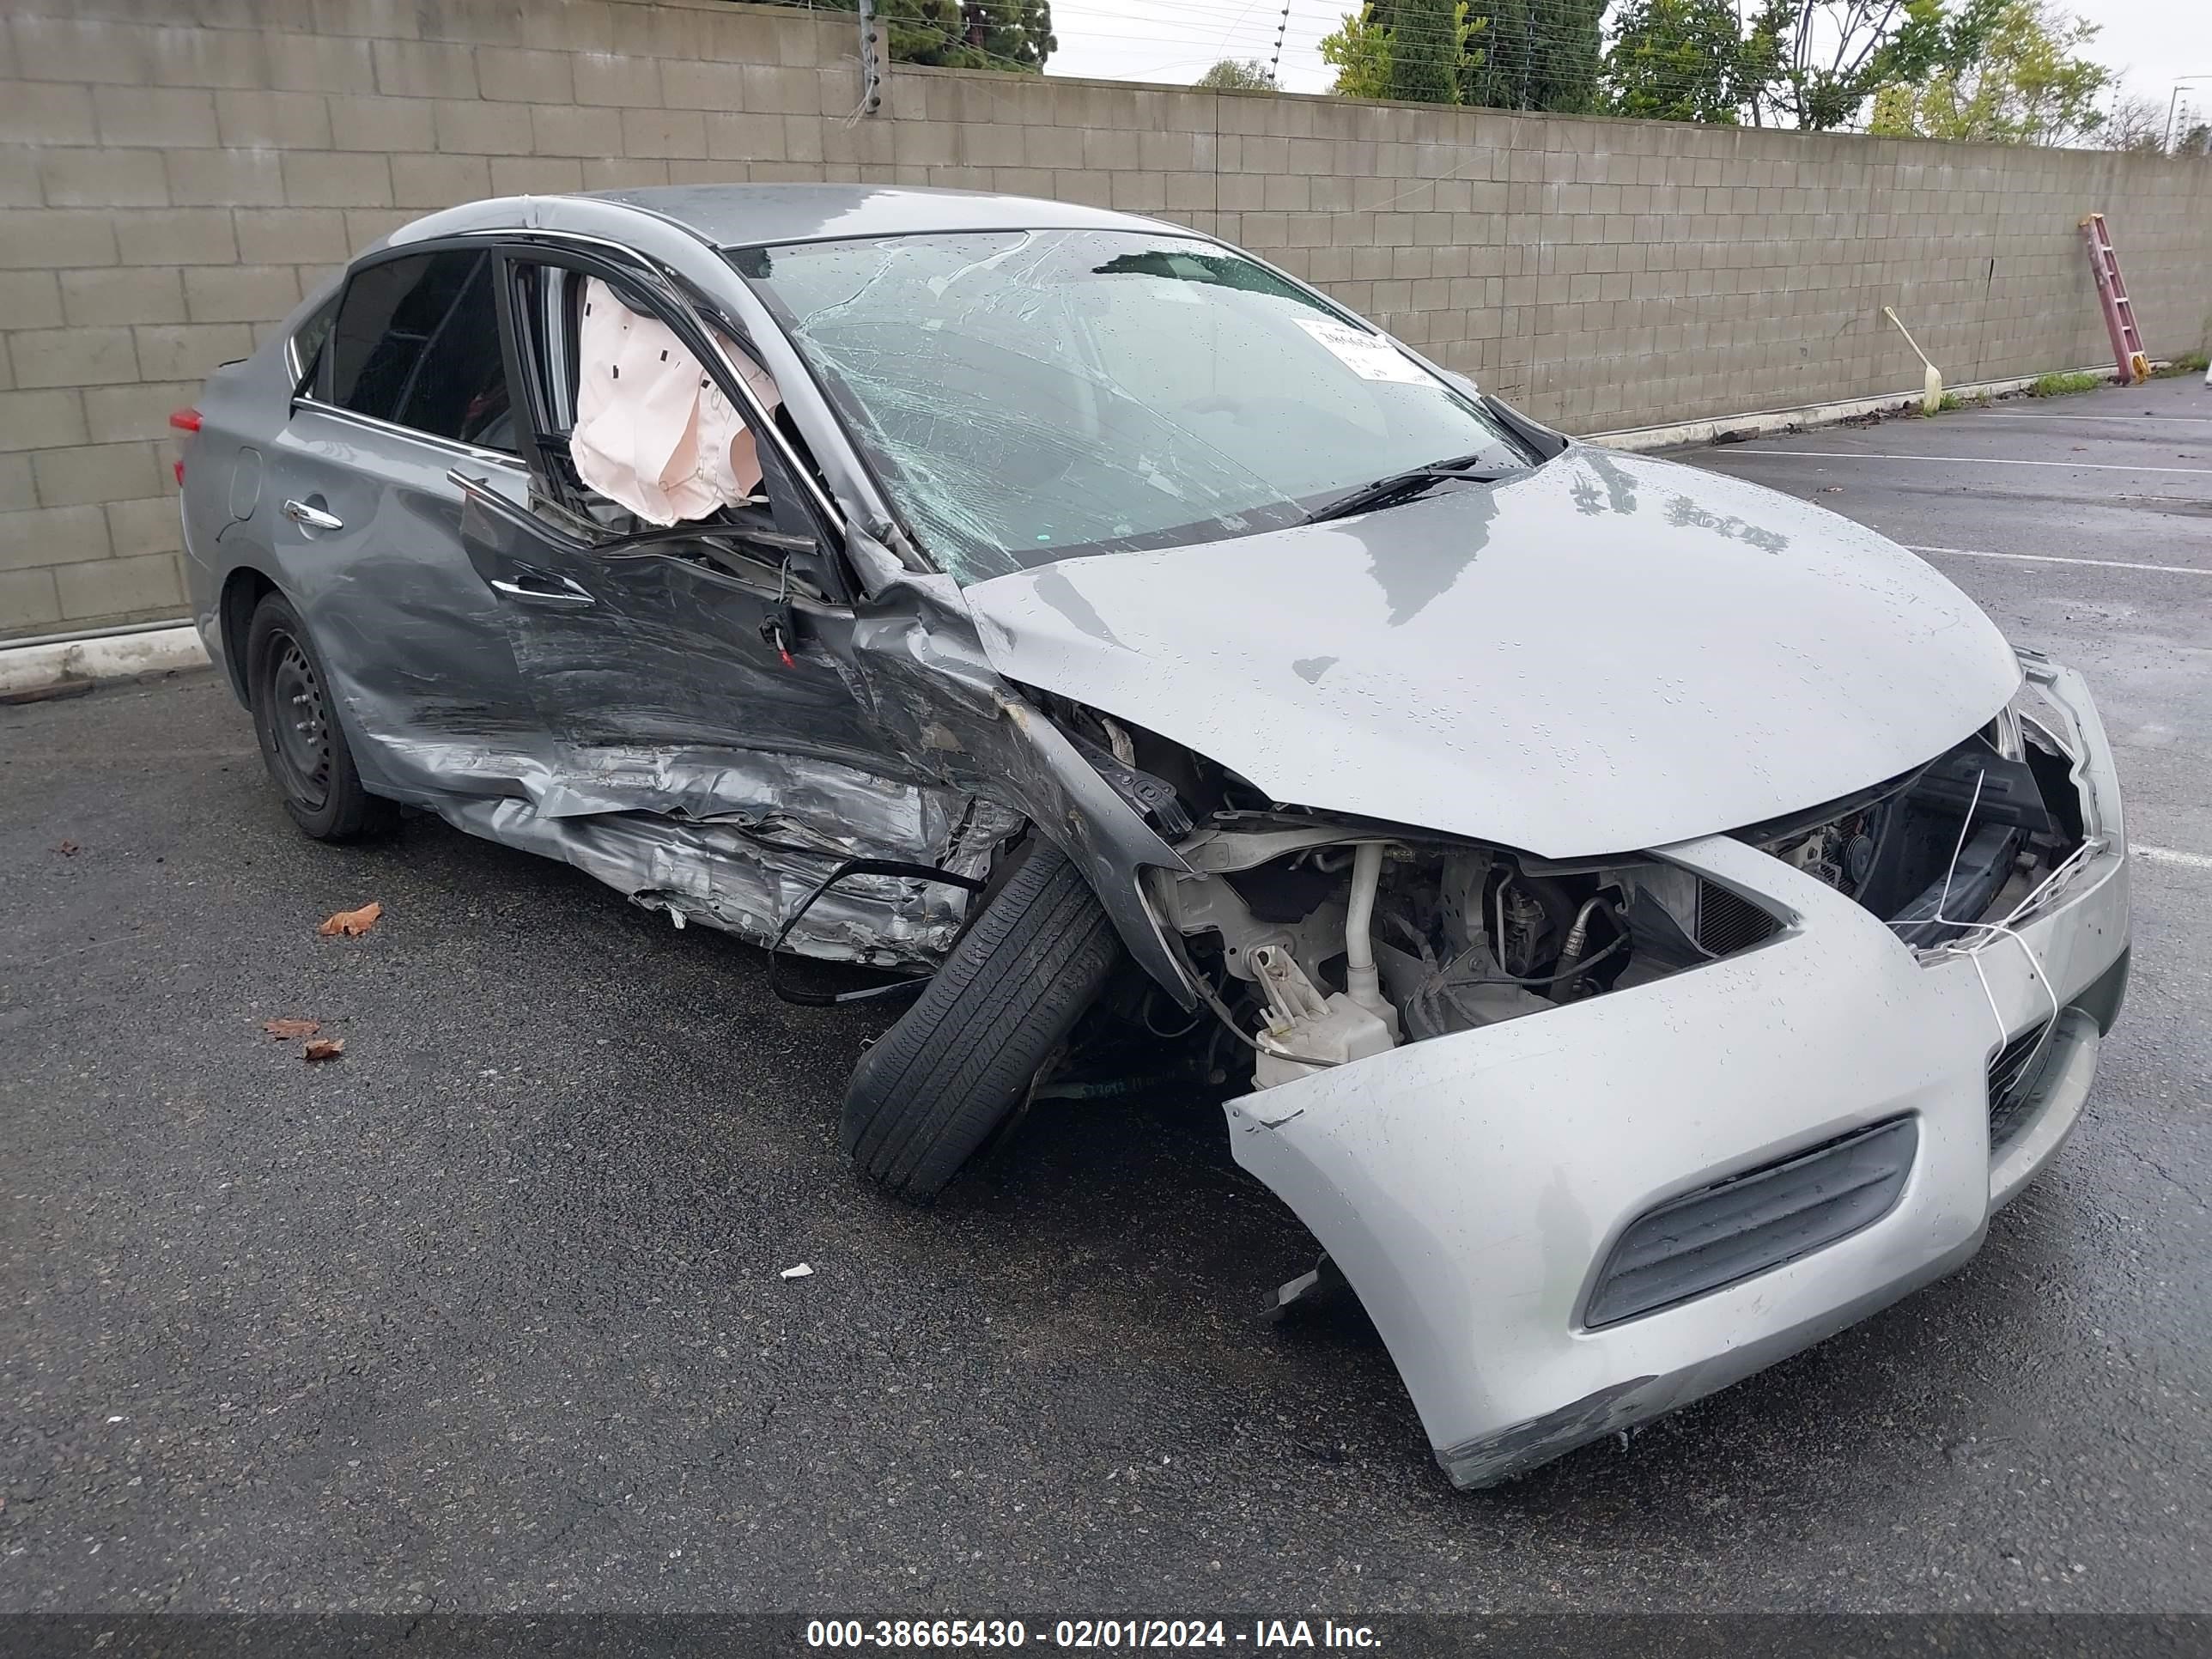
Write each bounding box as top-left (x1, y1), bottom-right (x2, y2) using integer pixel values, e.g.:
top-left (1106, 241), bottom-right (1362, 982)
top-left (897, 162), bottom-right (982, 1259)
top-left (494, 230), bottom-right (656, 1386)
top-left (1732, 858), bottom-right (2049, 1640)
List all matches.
top-left (857, 0), bottom-right (882, 117)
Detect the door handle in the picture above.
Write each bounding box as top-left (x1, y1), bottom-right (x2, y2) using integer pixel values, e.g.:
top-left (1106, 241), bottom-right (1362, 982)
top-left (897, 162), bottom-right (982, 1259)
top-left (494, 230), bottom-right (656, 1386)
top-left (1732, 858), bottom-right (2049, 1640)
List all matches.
top-left (489, 573), bottom-right (596, 607)
top-left (282, 498), bottom-right (344, 532)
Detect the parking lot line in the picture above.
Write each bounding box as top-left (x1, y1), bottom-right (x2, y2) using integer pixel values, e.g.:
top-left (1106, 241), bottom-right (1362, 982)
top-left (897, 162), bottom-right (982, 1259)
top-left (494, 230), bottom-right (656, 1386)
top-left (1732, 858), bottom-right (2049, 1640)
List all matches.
top-left (2136, 844), bottom-right (2212, 872)
top-left (1968, 413), bottom-right (2212, 426)
top-left (1728, 450), bottom-right (2212, 475)
top-left (1906, 544), bottom-right (2212, 577)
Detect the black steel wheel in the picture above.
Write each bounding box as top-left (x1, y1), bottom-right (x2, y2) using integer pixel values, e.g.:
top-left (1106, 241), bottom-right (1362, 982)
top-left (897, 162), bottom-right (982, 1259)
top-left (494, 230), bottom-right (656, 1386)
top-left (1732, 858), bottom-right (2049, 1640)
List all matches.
top-left (266, 630), bottom-right (332, 809)
top-left (245, 591), bottom-right (393, 842)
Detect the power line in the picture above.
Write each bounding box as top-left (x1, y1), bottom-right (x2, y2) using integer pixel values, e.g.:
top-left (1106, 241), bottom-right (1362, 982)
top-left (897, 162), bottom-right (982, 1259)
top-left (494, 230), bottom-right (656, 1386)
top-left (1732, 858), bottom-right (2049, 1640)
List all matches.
top-left (821, 0), bottom-right (1879, 105)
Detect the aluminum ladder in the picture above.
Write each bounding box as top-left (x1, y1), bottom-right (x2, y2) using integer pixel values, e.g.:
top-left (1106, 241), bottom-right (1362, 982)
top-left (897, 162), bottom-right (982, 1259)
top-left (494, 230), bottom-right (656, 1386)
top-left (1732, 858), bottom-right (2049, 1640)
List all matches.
top-left (2079, 213), bottom-right (2148, 384)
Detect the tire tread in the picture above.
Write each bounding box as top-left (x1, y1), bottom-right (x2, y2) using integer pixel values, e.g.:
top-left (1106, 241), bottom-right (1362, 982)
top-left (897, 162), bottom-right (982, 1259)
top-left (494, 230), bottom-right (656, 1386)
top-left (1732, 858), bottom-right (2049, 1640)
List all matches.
top-left (842, 842), bottom-right (1121, 1200)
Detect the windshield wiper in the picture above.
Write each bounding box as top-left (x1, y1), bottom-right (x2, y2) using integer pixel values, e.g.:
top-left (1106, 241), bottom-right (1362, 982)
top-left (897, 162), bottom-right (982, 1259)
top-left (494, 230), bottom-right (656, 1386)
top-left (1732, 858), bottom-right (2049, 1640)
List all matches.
top-left (1308, 454), bottom-right (1516, 525)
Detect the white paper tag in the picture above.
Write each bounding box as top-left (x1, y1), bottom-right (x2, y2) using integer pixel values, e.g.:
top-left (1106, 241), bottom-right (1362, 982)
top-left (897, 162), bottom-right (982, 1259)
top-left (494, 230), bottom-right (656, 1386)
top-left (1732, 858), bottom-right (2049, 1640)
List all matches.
top-left (1294, 317), bottom-right (1431, 386)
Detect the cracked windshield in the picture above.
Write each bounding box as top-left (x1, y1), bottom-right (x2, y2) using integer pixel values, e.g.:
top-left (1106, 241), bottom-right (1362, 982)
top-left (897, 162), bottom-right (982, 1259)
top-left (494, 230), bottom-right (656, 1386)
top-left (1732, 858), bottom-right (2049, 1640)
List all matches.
top-left (733, 228), bottom-right (1530, 581)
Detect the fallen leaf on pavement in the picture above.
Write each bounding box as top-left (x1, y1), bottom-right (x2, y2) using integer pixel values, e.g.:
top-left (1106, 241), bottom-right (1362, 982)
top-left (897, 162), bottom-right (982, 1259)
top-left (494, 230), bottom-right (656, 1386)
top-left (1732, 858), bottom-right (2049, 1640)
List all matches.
top-left (54, 840), bottom-right (79, 856)
top-left (318, 901), bottom-right (382, 938)
top-left (303, 1037), bottom-right (345, 1063)
top-left (263, 1018), bottom-right (320, 1040)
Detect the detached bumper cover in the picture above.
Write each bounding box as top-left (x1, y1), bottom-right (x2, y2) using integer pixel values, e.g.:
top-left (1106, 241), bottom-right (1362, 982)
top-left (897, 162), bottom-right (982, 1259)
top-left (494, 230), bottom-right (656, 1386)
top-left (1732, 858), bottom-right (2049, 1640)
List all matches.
top-left (1224, 659), bottom-right (2129, 1488)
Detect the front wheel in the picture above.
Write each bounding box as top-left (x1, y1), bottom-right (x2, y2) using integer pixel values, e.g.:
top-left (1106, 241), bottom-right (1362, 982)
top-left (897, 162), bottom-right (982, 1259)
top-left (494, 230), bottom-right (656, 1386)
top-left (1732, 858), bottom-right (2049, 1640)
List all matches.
top-left (245, 591), bottom-right (393, 842)
top-left (842, 840), bottom-right (1125, 1201)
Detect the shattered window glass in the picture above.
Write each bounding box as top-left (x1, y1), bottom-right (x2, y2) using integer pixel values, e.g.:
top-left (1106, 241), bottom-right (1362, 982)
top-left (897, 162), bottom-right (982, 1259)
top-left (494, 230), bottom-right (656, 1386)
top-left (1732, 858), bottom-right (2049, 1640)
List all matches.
top-left (733, 230), bottom-right (1526, 582)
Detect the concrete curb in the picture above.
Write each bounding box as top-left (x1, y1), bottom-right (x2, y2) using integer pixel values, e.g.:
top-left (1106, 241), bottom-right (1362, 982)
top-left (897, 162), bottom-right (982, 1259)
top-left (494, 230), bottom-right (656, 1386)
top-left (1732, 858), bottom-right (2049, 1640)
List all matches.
top-left (0, 624), bottom-right (210, 695)
top-left (1585, 364), bottom-right (2118, 452)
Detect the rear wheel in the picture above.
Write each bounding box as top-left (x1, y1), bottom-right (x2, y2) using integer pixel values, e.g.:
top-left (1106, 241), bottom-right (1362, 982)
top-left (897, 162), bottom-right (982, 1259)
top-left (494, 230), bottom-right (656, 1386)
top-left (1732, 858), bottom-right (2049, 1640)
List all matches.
top-left (246, 592), bottom-right (393, 842)
top-left (842, 840), bottom-right (1125, 1201)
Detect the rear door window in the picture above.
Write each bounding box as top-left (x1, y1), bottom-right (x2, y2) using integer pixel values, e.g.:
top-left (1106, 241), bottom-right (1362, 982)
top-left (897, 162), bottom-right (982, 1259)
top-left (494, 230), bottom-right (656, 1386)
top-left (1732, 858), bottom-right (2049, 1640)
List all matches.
top-left (285, 293), bottom-right (338, 391)
top-left (325, 249), bottom-right (514, 452)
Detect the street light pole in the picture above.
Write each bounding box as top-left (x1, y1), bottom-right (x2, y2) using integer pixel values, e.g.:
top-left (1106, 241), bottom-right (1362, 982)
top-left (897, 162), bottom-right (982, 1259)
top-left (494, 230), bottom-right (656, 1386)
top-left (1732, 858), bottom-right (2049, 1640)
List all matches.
top-left (2166, 75), bottom-right (2212, 151)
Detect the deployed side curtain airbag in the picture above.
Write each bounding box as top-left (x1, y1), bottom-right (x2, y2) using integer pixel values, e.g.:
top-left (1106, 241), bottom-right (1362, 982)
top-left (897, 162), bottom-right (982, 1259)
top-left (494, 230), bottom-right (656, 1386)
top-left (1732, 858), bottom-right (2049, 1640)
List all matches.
top-left (568, 276), bottom-right (779, 526)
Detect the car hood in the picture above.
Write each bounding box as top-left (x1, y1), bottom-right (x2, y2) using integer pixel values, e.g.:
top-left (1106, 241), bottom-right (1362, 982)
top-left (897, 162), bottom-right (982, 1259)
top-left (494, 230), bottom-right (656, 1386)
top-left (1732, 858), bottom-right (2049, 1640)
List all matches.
top-left (959, 447), bottom-right (2021, 858)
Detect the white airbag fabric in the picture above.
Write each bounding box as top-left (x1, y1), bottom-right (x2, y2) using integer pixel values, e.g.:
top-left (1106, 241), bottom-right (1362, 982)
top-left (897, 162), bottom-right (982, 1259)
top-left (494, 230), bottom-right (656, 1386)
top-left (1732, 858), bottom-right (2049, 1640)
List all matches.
top-left (568, 276), bottom-right (777, 526)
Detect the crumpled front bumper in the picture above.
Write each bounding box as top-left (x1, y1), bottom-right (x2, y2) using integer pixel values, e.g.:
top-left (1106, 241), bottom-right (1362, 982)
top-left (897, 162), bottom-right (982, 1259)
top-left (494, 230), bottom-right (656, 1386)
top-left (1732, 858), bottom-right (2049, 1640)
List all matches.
top-left (1224, 657), bottom-right (2130, 1489)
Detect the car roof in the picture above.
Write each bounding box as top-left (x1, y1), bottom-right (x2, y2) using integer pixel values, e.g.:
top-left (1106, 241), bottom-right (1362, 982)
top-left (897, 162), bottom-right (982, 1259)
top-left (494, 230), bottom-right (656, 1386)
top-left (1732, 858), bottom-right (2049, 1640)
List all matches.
top-left (577, 182), bottom-right (1178, 248)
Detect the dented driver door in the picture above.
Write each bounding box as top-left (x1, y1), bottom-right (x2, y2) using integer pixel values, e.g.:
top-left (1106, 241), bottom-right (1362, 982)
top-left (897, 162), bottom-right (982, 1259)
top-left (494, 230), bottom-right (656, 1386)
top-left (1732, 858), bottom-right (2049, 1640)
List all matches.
top-left (451, 482), bottom-right (908, 814)
top-left (446, 240), bottom-right (920, 819)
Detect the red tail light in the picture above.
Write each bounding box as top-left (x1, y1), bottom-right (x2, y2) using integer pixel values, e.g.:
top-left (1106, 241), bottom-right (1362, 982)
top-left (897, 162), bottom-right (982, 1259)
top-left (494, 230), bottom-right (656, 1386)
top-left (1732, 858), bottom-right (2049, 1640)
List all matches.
top-left (170, 408), bottom-right (198, 484)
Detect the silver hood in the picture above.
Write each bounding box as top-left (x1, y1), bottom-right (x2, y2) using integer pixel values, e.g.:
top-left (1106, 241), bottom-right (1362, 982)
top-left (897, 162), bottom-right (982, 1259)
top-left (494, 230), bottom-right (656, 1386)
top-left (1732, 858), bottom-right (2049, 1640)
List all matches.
top-left (960, 447), bottom-right (2021, 858)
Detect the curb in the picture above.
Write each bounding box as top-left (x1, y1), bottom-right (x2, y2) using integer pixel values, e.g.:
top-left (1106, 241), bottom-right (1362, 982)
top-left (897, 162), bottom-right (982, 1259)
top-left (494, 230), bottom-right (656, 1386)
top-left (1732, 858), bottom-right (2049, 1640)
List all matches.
top-left (1585, 363), bottom-right (2119, 453)
top-left (0, 623), bottom-right (210, 696)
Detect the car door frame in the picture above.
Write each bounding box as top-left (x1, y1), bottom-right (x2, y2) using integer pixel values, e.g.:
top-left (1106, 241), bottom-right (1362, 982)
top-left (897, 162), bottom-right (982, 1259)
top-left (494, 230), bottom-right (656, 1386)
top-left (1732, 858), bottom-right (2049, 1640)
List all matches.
top-left (269, 234), bottom-right (553, 808)
top-left (491, 228), bottom-right (854, 581)
top-left (456, 232), bottom-right (926, 789)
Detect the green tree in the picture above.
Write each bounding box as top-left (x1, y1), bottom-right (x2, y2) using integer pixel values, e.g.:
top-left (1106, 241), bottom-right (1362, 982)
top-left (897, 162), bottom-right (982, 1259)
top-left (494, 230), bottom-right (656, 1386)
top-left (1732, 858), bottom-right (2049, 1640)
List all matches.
top-left (963, 0), bottom-right (1054, 72)
top-left (1323, 1), bottom-right (1566, 110)
top-left (1868, 0), bottom-right (2108, 143)
top-left (1331, 0), bottom-right (2104, 131)
top-left (878, 0), bottom-right (971, 66)
top-left (1320, 5), bottom-right (1397, 100)
top-left (769, 0), bottom-right (1054, 73)
top-left (1194, 58), bottom-right (1277, 90)
top-left (1601, 0), bottom-right (1756, 122)
top-left (1742, 0), bottom-right (1948, 128)
top-left (1594, 0), bottom-right (2081, 133)
top-left (1389, 0), bottom-right (1464, 103)
top-left (1465, 0), bottom-right (1604, 112)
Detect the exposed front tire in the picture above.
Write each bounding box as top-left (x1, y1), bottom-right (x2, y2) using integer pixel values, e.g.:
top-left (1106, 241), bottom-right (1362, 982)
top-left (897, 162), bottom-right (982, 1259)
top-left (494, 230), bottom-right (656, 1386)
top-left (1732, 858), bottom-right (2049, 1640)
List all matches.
top-left (842, 840), bottom-right (1125, 1201)
top-left (245, 591), bottom-right (393, 842)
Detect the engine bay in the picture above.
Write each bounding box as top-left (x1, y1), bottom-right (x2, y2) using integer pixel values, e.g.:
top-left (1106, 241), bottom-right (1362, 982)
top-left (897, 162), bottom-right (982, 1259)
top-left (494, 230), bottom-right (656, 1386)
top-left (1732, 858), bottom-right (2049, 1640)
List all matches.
top-left (1043, 686), bottom-right (2092, 1092)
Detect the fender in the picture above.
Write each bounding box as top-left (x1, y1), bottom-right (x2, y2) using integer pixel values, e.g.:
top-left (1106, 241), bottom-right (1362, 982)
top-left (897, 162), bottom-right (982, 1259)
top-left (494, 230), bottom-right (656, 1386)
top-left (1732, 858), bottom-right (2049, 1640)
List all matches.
top-left (843, 562), bottom-right (1198, 1004)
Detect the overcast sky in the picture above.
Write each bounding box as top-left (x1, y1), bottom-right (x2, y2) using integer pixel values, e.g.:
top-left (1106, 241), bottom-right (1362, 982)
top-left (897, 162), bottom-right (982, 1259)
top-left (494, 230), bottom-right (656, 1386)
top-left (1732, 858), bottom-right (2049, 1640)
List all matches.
top-left (1048, 0), bottom-right (2212, 128)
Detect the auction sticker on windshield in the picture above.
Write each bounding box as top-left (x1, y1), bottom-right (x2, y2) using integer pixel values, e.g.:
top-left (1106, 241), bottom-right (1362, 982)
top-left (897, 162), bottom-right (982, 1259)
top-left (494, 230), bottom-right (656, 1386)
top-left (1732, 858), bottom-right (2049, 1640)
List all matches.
top-left (1294, 317), bottom-right (1431, 385)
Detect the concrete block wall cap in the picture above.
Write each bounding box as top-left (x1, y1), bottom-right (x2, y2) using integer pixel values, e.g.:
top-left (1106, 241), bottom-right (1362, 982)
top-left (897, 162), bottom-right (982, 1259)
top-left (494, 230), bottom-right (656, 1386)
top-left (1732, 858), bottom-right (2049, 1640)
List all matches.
top-left (0, 623), bottom-right (209, 693)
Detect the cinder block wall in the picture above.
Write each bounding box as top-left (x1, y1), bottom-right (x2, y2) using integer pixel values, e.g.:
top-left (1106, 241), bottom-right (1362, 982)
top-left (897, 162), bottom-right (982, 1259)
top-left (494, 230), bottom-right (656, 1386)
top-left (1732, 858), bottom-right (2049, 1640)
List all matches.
top-left (3, 0), bottom-right (2209, 639)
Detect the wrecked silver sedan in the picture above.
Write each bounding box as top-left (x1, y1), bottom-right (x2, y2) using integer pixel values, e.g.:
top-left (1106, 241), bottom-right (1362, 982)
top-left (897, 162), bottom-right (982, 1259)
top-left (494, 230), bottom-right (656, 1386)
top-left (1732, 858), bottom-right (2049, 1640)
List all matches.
top-left (179, 186), bottom-right (2130, 1488)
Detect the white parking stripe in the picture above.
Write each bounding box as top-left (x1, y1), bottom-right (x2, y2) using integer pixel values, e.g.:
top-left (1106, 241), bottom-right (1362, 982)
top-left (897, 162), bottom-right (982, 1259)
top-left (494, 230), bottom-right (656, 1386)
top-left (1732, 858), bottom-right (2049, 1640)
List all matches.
top-left (1725, 449), bottom-right (2212, 475)
top-left (1969, 413), bottom-right (2212, 426)
top-left (1906, 544), bottom-right (2212, 577)
top-left (2136, 845), bottom-right (2212, 872)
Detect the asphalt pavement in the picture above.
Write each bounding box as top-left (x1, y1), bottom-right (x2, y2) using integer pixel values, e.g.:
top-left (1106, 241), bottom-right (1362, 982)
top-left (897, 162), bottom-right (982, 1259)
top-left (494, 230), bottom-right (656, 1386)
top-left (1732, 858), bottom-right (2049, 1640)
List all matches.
top-left (3, 373), bottom-right (2209, 1614)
